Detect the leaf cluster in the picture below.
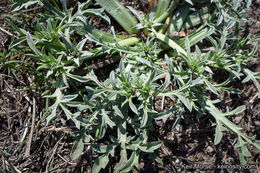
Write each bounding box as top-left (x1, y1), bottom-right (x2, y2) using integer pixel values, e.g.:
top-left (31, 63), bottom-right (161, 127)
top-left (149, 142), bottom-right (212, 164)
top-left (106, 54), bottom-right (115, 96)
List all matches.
top-left (4, 0), bottom-right (260, 172)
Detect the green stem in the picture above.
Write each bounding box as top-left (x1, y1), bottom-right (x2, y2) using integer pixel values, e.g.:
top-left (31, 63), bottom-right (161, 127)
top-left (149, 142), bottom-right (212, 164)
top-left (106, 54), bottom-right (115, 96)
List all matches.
top-left (120, 119), bottom-right (127, 165)
top-left (79, 37), bottom-right (140, 61)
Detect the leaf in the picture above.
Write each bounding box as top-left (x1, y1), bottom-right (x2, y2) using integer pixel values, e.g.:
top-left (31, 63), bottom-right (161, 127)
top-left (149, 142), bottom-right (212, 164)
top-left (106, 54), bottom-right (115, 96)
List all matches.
top-left (96, 0), bottom-right (138, 34)
top-left (141, 108), bottom-right (148, 127)
top-left (185, 0), bottom-right (193, 5)
top-left (127, 6), bottom-right (143, 22)
top-left (166, 3), bottom-right (191, 33)
top-left (0, 168), bottom-right (6, 173)
top-left (223, 105), bottom-right (246, 117)
top-left (139, 141), bottom-right (162, 153)
top-left (61, 94), bottom-right (78, 103)
top-left (26, 32), bottom-right (41, 55)
top-left (136, 57), bottom-right (151, 66)
top-left (214, 121), bottom-right (223, 145)
top-left (46, 101), bottom-right (59, 125)
top-left (243, 68), bottom-right (260, 98)
top-left (84, 8), bottom-right (111, 24)
top-left (155, 0), bottom-right (171, 19)
top-left (101, 109), bottom-right (116, 128)
top-left (149, 153), bottom-right (163, 165)
top-left (112, 105), bottom-right (124, 119)
top-left (9, 37), bottom-right (26, 49)
top-left (175, 93), bottom-right (192, 112)
top-left (185, 37), bottom-right (191, 57)
top-left (156, 33), bottom-right (187, 56)
top-left (92, 154), bottom-right (109, 173)
top-left (205, 79), bottom-right (218, 95)
top-left (71, 138), bottom-right (84, 160)
top-left (120, 151), bottom-right (138, 172)
top-left (92, 144), bottom-right (117, 154)
top-left (66, 73), bottom-right (90, 83)
top-left (11, 0), bottom-right (42, 12)
top-left (181, 6), bottom-right (210, 30)
top-left (129, 98), bottom-right (138, 115)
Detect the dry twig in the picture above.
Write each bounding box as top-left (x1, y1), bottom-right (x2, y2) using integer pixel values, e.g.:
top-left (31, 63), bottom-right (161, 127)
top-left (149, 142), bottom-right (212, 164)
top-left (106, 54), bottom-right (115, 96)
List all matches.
top-left (24, 98), bottom-right (36, 157)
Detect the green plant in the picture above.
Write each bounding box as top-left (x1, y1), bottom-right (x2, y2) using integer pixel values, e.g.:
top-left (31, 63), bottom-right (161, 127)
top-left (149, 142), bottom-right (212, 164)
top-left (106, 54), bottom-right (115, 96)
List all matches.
top-left (7, 0), bottom-right (260, 172)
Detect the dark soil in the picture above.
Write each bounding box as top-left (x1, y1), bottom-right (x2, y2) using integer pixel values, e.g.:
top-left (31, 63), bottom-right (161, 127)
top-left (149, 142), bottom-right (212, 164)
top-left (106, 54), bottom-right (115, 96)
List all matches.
top-left (0, 0), bottom-right (260, 173)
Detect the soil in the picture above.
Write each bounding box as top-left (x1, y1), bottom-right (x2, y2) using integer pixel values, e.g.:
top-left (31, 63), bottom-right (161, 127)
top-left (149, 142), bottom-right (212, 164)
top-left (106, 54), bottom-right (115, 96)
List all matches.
top-left (0, 0), bottom-right (260, 173)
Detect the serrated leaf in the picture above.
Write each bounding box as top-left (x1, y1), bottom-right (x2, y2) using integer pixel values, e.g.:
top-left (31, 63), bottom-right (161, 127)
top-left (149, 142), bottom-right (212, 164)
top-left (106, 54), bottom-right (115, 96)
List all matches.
top-left (71, 138), bottom-right (84, 160)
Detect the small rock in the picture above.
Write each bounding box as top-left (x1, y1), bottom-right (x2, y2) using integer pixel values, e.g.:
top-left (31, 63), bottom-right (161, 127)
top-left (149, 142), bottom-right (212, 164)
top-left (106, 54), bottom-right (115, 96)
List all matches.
top-left (206, 146), bottom-right (214, 153)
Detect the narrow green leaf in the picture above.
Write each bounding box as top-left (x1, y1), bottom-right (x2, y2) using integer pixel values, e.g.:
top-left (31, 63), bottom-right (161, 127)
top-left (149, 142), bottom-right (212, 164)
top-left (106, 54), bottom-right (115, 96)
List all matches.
top-left (154, 0), bottom-right (179, 23)
top-left (139, 141), bottom-right (162, 152)
top-left (178, 26), bottom-right (215, 47)
top-left (166, 3), bottom-right (191, 33)
top-left (156, 33), bottom-right (187, 56)
top-left (149, 153), bottom-right (163, 165)
top-left (127, 6), bottom-right (143, 22)
top-left (155, 0), bottom-right (171, 19)
top-left (205, 80), bottom-right (218, 95)
top-left (71, 138), bottom-right (84, 160)
top-left (101, 109), bottom-right (116, 128)
top-left (176, 93), bottom-right (192, 112)
top-left (223, 105), bottom-right (246, 117)
top-left (92, 154), bottom-right (109, 173)
top-left (0, 168), bottom-right (6, 173)
top-left (181, 6), bottom-right (211, 30)
top-left (114, 148), bottom-right (127, 170)
top-left (26, 33), bottom-right (41, 55)
top-left (120, 151), bottom-right (138, 172)
top-left (243, 68), bottom-right (260, 98)
top-left (92, 144), bottom-right (117, 154)
top-left (96, 0), bottom-right (138, 34)
top-left (129, 98), bottom-right (138, 115)
top-left (185, 37), bottom-right (191, 57)
top-left (185, 0), bottom-right (193, 5)
top-left (214, 122), bottom-right (223, 145)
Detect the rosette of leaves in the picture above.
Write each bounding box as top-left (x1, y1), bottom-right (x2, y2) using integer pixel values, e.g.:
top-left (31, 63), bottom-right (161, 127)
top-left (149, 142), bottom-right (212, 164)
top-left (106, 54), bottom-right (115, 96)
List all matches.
top-left (8, 0), bottom-right (260, 171)
top-left (69, 58), bottom-right (171, 172)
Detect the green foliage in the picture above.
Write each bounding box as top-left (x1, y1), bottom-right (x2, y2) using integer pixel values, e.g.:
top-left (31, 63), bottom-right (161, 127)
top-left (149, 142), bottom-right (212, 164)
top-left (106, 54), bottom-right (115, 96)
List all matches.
top-left (6, 0), bottom-right (260, 172)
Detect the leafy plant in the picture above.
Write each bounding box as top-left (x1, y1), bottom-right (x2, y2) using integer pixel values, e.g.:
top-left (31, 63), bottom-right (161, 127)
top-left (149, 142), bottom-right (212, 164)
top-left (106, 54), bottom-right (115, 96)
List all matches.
top-left (6, 0), bottom-right (260, 172)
